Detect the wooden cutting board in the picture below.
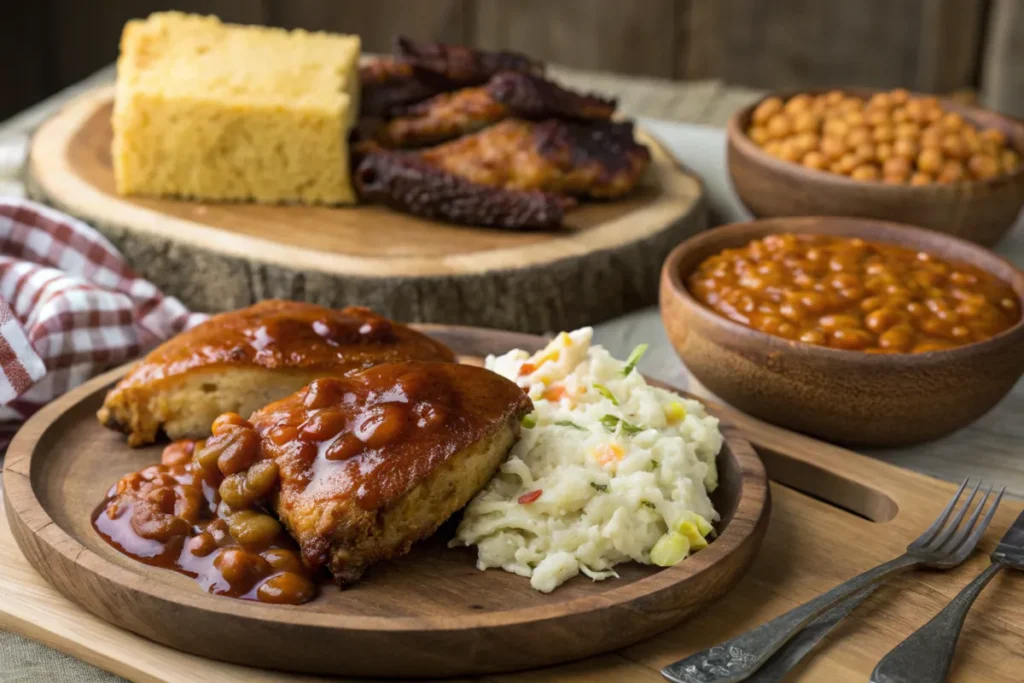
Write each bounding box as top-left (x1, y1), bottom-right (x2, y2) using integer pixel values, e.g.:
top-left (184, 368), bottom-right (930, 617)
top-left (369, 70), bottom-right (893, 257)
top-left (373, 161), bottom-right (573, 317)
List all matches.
top-left (25, 87), bottom-right (707, 334)
top-left (2, 331), bottom-right (1024, 681)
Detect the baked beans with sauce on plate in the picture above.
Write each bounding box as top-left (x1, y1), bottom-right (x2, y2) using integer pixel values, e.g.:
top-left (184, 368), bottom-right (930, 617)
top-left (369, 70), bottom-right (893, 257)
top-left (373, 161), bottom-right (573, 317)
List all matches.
top-left (687, 233), bottom-right (1020, 353)
top-left (93, 413), bottom-right (318, 605)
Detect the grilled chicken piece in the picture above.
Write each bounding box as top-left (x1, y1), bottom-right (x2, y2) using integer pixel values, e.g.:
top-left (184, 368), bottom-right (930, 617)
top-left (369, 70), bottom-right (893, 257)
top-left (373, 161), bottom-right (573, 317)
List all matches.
top-left (98, 301), bottom-right (454, 446)
top-left (393, 34), bottom-right (543, 87)
top-left (355, 119), bottom-right (651, 229)
top-left (360, 37), bottom-right (542, 118)
top-left (359, 58), bottom-right (444, 119)
top-left (372, 71), bottom-right (617, 148)
top-left (249, 362), bottom-right (532, 585)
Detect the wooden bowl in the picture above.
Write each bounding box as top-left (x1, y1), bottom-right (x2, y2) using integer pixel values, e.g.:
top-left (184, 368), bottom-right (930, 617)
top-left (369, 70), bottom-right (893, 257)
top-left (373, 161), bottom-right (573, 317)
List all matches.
top-left (727, 88), bottom-right (1024, 247)
top-left (659, 217), bottom-right (1024, 447)
top-left (3, 325), bottom-right (769, 679)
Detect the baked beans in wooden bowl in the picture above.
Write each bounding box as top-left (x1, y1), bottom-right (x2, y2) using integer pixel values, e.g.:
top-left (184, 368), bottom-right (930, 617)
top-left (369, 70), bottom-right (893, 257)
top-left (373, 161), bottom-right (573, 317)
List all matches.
top-left (659, 216), bottom-right (1024, 446)
top-left (726, 88), bottom-right (1024, 247)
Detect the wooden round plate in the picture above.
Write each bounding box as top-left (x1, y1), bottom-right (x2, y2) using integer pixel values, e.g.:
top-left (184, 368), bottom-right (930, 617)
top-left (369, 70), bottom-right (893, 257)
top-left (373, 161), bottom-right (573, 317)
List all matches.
top-left (3, 326), bottom-right (769, 679)
top-left (26, 87), bottom-right (707, 334)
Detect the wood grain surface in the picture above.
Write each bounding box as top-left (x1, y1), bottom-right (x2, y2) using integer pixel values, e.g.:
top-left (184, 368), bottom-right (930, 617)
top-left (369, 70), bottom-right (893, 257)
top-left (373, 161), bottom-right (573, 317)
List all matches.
top-left (981, 0), bottom-right (1024, 119)
top-left (21, 0), bottom-right (994, 109)
top-left (3, 326), bottom-right (768, 678)
top-left (25, 87), bottom-right (707, 333)
top-left (4, 326), bottom-right (1024, 681)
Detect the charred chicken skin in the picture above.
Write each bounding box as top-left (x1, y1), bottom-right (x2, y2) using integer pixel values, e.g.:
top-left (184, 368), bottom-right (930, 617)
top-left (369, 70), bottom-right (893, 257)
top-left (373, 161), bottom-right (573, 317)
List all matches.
top-left (372, 71), bottom-right (617, 149)
top-left (392, 34), bottom-right (543, 87)
top-left (360, 36), bottom-right (542, 118)
top-left (248, 362), bottom-right (532, 585)
top-left (359, 59), bottom-right (443, 119)
top-left (98, 301), bottom-right (454, 446)
top-left (355, 119), bottom-right (651, 229)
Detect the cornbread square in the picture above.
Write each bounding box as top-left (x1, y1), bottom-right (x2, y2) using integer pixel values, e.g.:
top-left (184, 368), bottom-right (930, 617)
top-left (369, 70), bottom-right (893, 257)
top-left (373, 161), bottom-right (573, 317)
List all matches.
top-left (113, 12), bottom-right (360, 204)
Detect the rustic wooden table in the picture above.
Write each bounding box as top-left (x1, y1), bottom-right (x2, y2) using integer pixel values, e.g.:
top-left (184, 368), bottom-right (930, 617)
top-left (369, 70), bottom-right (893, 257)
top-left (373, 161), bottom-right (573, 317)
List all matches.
top-left (0, 65), bottom-right (1022, 683)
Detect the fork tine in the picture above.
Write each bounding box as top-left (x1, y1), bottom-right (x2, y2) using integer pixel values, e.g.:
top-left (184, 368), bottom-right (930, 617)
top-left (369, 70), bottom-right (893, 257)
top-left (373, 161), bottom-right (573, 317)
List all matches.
top-left (912, 478), bottom-right (968, 549)
top-left (937, 486), bottom-right (990, 554)
top-left (948, 487), bottom-right (1005, 565)
top-left (923, 479), bottom-right (979, 551)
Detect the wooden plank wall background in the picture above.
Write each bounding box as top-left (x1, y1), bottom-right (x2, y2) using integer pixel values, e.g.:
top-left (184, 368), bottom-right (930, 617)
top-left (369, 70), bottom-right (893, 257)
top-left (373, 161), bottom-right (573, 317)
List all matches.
top-left (2, 0), bottom-right (1022, 121)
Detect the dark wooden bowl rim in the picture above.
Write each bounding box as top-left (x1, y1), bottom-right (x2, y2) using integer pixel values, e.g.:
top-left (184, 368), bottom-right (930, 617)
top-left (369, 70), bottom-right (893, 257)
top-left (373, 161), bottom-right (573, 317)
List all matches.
top-left (728, 86), bottom-right (1024, 192)
top-left (663, 217), bottom-right (1024, 366)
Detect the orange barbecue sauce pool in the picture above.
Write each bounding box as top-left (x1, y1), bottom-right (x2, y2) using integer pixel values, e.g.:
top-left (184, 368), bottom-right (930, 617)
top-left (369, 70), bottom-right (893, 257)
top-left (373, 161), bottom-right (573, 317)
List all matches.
top-left (687, 234), bottom-right (1020, 353)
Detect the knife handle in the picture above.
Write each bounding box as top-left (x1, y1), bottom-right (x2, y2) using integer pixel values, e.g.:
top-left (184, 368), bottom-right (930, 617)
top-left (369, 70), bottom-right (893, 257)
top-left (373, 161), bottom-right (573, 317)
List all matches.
top-left (871, 562), bottom-right (1004, 683)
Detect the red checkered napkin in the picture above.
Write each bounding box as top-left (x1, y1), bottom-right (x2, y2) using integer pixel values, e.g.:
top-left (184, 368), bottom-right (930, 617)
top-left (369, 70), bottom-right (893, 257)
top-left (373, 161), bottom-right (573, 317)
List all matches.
top-left (0, 199), bottom-right (206, 446)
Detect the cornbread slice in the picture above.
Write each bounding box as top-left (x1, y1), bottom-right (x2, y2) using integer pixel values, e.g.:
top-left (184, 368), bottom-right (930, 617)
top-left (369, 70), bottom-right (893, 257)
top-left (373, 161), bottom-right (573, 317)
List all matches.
top-left (113, 12), bottom-right (360, 204)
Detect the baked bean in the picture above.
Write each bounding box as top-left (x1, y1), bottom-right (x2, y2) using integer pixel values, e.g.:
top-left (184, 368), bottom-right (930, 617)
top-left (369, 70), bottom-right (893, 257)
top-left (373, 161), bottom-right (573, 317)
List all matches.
top-left (324, 433), bottom-right (365, 461)
top-left (829, 328), bottom-right (873, 350)
top-left (267, 424), bottom-right (298, 447)
top-left (951, 325), bottom-right (971, 340)
top-left (865, 308), bottom-right (903, 333)
top-left (299, 410), bottom-right (348, 441)
top-left (173, 484), bottom-right (204, 525)
top-left (244, 460), bottom-right (280, 499)
top-left (256, 572), bottom-right (317, 605)
top-left (211, 412), bottom-right (251, 436)
top-left (212, 428), bottom-right (260, 476)
top-left (215, 548), bottom-right (272, 587)
top-left (303, 378), bottom-right (345, 409)
top-left (819, 314), bottom-right (861, 331)
top-left (228, 511), bottom-right (282, 548)
top-left (921, 318), bottom-right (948, 336)
top-left (687, 234), bottom-right (1019, 354)
top-left (188, 532), bottom-right (218, 557)
top-left (192, 440), bottom-right (222, 477)
top-left (130, 501), bottom-right (189, 541)
top-left (161, 440), bottom-right (196, 467)
top-left (218, 473), bottom-right (250, 509)
top-left (355, 403), bottom-right (408, 448)
top-left (799, 329), bottom-right (827, 345)
top-left (261, 548), bottom-right (306, 574)
top-left (860, 296), bottom-right (885, 313)
top-left (143, 484), bottom-right (177, 514)
top-left (207, 518), bottom-right (230, 542)
top-left (879, 325), bottom-right (915, 352)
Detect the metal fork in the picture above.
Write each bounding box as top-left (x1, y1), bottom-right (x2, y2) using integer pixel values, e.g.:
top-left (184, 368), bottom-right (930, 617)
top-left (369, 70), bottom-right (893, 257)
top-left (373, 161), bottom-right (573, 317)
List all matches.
top-left (662, 479), bottom-right (1003, 683)
top-left (871, 505), bottom-right (1022, 683)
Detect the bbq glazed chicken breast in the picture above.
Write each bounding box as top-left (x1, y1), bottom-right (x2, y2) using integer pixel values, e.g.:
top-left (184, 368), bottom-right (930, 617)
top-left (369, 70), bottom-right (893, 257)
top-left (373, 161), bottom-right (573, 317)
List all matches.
top-left (98, 301), bottom-right (454, 446)
top-left (247, 362), bottom-right (532, 585)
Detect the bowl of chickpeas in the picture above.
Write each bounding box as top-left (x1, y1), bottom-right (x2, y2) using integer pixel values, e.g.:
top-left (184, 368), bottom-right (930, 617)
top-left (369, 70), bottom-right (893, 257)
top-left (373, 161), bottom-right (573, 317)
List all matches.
top-left (660, 216), bottom-right (1024, 447)
top-left (727, 88), bottom-right (1024, 246)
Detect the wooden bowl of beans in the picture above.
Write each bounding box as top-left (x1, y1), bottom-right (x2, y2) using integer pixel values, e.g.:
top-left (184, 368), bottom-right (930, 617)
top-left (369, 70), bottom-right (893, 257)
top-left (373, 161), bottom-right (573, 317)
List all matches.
top-left (659, 216), bottom-right (1024, 447)
top-left (727, 88), bottom-right (1024, 247)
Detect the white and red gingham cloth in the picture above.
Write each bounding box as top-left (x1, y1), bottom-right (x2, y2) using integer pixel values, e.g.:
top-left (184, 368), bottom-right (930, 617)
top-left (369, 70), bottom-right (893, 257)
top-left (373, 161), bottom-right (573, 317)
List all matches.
top-left (0, 198), bottom-right (206, 447)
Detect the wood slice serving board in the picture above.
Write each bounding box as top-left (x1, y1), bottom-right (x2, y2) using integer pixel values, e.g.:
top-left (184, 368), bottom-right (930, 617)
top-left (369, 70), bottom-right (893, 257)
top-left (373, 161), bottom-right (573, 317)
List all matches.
top-left (3, 326), bottom-right (768, 679)
top-left (3, 328), bottom-right (1024, 682)
top-left (26, 87), bottom-right (707, 334)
